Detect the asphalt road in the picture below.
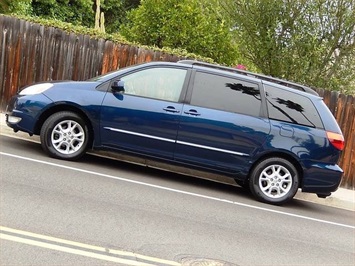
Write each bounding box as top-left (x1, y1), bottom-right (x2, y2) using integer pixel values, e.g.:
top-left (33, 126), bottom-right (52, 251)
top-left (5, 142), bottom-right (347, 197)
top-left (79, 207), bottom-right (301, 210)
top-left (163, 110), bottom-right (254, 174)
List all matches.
top-left (1, 134), bottom-right (354, 266)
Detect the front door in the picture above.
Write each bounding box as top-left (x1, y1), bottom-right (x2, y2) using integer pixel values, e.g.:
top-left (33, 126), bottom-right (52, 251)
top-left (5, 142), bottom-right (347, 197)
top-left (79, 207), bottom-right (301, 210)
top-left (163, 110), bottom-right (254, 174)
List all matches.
top-left (100, 66), bottom-right (189, 160)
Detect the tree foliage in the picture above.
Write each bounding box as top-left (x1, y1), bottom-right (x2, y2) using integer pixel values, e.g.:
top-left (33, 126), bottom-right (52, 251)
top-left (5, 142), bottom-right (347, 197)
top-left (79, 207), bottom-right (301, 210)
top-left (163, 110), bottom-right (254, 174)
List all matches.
top-left (221, 0), bottom-right (355, 93)
top-left (120, 0), bottom-right (238, 65)
top-left (31, 0), bottom-right (94, 27)
top-left (2, 0), bottom-right (355, 93)
top-left (0, 0), bottom-right (139, 32)
top-left (101, 0), bottom-right (140, 33)
top-left (0, 0), bottom-right (32, 15)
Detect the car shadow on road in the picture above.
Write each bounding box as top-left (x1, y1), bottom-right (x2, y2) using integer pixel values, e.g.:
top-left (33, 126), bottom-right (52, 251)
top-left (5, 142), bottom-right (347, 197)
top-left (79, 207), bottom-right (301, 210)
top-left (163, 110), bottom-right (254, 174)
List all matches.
top-left (82, 152), bottom-right (325, 213)
top-left (83, 152), bottom-right (250, 194)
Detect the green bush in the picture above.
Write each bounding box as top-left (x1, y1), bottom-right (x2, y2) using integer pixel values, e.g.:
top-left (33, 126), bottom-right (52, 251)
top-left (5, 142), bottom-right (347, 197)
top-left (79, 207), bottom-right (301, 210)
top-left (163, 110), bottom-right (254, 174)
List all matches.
top-left (3, 14), bottom-right (213, 63)
top-left (120, 0), bottom-right (239, 65)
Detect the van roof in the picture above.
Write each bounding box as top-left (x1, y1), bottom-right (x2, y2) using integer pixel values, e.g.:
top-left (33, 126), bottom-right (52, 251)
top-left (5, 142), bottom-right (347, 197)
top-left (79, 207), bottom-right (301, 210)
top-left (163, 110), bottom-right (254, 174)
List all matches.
top-left (178, 60), bottom-right (318, 96)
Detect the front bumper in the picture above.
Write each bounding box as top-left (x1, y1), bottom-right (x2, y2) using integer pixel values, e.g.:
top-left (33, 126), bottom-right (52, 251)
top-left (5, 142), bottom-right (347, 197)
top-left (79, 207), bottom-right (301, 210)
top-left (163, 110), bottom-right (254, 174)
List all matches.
top-left (5, 93), bottom-right (53, 135)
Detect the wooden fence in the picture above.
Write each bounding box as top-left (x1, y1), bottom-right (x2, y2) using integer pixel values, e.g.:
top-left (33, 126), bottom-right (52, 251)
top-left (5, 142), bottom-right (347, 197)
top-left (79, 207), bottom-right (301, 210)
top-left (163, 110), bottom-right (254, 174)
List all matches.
top-left (0, 15), bottom-right (180, 110)
top-left (0, 15), bottom-right (354, 189)
top-left (317, 89), bottom-right (355, 189)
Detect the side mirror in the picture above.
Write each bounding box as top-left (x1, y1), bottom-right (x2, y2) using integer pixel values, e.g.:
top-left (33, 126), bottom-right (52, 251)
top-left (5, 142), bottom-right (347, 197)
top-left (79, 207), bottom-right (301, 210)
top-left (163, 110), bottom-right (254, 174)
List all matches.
top-left (111, 80), bottom-right (125, 93)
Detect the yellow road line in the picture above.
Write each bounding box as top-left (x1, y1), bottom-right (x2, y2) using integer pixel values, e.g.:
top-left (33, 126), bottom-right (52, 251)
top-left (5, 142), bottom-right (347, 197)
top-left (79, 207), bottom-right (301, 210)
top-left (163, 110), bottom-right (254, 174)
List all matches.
top-left (0, 226), bottom-right (180, 266)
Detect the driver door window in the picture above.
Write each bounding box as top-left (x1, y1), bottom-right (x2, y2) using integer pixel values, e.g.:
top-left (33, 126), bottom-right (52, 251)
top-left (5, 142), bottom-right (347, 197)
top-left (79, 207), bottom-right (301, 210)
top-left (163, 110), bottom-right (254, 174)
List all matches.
top-left (121, 67), bottom-right (187, 102)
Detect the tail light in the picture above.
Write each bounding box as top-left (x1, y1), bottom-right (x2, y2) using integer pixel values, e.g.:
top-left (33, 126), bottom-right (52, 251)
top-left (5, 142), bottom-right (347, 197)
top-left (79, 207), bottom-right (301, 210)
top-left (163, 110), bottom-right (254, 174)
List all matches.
top-left (326, 131), bottom-right (345, 151)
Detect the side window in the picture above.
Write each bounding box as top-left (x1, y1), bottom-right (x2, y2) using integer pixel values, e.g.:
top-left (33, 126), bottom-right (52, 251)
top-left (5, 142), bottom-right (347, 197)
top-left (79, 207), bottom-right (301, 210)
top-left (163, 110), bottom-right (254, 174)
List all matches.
top-left (190, 72), bottom-right (261, 117)
top-left (120, 67), bottom-right (187, 102)
top-left (265, 85), bottom-right (323, 128)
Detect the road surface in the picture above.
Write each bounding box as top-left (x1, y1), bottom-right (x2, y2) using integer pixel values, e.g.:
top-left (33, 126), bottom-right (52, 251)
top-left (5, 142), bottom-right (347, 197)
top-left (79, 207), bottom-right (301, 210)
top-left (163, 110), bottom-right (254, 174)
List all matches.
top-left (1, 134), bottom-right (354, 265)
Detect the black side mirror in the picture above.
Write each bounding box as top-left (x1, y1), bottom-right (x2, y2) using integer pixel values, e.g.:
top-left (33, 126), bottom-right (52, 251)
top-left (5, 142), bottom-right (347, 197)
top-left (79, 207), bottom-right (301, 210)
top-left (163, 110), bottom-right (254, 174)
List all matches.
top-left (111, 80), bottom-right (125, 93)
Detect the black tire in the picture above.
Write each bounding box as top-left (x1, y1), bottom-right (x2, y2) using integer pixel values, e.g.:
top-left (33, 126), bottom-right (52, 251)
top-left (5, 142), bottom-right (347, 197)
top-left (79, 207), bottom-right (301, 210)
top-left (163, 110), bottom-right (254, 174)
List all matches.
top-left (249, 157), bottom-right (299, 205)
top-left (40, 111), bottom-right (90, 160)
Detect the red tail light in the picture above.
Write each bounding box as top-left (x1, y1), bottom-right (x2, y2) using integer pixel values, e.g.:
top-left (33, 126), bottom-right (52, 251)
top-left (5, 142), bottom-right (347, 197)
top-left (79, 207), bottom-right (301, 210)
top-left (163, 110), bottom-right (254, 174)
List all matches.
top-left (326, 131), bottom-right (345, 151)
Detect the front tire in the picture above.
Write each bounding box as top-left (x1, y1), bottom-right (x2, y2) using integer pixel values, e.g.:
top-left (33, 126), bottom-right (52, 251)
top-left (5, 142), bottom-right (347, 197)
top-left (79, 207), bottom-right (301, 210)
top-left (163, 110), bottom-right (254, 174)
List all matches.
top-left (40, 111), bottom-right (90, 160)
top-left (249, 157), bottom-right (299, 205)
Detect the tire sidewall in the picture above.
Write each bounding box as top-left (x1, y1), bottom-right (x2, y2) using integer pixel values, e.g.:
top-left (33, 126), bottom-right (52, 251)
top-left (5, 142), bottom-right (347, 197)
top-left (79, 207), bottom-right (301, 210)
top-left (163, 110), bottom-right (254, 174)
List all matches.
top-left (40, 112), bottom-right (89, 160)
top-left (249, 158), bottom-right (299, 205)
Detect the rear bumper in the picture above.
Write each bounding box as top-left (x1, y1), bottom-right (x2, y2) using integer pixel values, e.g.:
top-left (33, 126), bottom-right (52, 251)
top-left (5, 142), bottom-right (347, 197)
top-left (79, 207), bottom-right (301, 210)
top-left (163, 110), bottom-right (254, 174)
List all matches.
top-left (301, 162), bottom-right (343, 194)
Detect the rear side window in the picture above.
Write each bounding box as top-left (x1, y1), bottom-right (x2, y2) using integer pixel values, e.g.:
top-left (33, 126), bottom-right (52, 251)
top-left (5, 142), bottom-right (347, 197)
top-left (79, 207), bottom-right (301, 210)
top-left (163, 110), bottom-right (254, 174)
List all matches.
top-left (265, 84), bottom-right (323, 128)
top-left (190, 72), bottom-right (262, 117)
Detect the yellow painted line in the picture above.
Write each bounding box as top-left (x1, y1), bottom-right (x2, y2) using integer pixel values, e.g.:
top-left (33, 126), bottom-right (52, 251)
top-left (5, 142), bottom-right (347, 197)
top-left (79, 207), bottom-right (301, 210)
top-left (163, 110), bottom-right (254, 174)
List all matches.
top-left (0, 226), bottom-right (180, 266)
top-left (0, 234), bottom-right (153, 266)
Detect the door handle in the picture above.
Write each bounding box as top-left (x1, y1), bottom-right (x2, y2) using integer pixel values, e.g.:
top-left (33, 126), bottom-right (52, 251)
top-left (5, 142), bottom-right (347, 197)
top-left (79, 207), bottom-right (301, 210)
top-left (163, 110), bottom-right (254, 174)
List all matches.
top-left (184, 109), bottom-right (201, 116)
top-left (163, 106), bottom-right (180, 113)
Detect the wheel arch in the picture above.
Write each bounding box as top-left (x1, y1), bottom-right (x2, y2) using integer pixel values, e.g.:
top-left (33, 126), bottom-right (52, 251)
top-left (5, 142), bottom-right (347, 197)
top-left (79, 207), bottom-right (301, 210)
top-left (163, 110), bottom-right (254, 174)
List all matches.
top-left (249, 152), bottom-right (304, 188)
top-left (34, 104), bottom-right (95, 148)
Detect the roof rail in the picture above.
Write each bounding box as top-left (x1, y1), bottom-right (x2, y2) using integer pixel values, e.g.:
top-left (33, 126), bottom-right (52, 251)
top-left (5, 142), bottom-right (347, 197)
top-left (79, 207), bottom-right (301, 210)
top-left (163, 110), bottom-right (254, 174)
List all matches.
top-left (178, 60), bottom-right (318, 96)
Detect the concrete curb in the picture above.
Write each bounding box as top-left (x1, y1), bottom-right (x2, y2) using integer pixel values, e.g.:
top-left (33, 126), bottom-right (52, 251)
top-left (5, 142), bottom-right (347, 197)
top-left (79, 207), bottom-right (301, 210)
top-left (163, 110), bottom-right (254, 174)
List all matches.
top-left (294, 188), bottom-right (355, 211)
top-left (1, 113), bottom-right (354, 211)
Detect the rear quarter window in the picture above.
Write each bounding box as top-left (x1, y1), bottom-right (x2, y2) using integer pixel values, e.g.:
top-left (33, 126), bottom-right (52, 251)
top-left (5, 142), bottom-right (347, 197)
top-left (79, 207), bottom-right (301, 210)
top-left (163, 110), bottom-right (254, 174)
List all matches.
top-left (264, 84), bottom-right (323, 128)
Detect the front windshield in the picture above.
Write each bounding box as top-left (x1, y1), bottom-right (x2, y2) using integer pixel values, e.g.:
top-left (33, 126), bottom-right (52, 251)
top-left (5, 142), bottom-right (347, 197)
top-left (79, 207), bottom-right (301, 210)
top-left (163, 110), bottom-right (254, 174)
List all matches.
top-left (87, 65), bottom-right (132, 82)
top-left (87, 63), bottom-right (149, 82)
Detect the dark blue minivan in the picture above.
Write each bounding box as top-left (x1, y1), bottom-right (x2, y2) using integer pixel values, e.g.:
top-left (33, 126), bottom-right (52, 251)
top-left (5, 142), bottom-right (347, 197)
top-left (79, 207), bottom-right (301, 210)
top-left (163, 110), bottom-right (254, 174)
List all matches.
top-left (5, 60), bottom-right (345, 204)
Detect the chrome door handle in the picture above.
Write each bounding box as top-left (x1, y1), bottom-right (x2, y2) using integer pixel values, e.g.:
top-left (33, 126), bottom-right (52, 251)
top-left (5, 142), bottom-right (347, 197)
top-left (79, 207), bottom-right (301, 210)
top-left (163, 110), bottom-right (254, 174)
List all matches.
top-left (184, 109), bottom-right (201, 116)
top-left (163, 106), bottom-right (180, 113)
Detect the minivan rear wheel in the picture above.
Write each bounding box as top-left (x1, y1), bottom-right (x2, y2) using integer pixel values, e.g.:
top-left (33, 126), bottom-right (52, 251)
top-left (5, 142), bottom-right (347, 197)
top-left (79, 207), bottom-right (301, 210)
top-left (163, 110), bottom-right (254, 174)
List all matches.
top-left (249, 157), bottom-right (299, 205)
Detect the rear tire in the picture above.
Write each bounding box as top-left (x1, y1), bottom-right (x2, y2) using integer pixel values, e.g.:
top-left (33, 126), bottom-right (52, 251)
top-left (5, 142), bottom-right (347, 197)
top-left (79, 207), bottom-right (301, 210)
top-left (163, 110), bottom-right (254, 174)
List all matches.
top-left (40, 111), bottom-right (89, 160)
top-left (249, 157), bottom-right (299, 205)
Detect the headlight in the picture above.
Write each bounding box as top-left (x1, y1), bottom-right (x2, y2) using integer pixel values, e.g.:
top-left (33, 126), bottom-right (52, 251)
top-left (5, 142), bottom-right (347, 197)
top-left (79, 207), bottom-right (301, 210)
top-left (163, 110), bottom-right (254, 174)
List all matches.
top-left (19, 83), bottom-right (53, 95)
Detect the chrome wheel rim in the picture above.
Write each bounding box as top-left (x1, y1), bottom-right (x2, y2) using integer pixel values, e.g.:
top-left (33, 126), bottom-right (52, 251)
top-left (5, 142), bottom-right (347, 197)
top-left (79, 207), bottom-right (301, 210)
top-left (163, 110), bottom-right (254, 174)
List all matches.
top-left (259, 164), bottom-right (293, 199)
top-left (51, 120), bottom-right (85, 155)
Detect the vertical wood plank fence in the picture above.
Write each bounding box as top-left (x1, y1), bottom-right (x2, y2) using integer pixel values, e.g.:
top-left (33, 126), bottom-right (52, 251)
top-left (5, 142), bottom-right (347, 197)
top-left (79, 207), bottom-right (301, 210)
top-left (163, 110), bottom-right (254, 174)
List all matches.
top-left (0, 15), bottom-right (180, 110)
top-left (316, 89), bottom-right (355, 188)
top-left (0, 15), bottom-right (354, 189)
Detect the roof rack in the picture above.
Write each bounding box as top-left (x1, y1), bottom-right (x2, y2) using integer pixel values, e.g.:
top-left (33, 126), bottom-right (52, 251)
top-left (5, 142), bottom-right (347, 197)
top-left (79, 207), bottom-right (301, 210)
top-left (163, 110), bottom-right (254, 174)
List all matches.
top-left (178, 60), bottom-right (318, 96)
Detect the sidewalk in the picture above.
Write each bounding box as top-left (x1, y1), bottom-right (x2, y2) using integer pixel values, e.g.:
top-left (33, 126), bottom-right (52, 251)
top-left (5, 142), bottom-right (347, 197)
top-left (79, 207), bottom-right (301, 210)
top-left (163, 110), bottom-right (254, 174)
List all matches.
top-left (294, 187), bottom-right (354, 211)
top-left (1, 113), bottom-right (354, 211)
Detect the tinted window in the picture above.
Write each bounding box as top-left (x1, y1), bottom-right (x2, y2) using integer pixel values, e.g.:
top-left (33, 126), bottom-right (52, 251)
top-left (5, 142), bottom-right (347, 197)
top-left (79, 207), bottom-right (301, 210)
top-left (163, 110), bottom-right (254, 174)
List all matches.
top-left (265, 85), bottom-right (323, 128)
top-left (190, 72), bottom-right (261, 117)
top-left (120, 68), bottom-right (187, 102)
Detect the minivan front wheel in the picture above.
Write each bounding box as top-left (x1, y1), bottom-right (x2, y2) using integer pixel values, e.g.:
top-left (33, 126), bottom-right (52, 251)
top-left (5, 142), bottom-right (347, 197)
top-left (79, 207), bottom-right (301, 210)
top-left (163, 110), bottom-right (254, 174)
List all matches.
top-left (40, 111), bottom-right (89, 160)
top-left (249, 157), bottom-right (299, 205)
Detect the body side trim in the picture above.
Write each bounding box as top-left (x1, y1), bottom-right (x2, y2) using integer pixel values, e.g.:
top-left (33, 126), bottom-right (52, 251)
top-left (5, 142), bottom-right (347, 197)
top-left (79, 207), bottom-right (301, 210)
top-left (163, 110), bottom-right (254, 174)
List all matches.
top-left (104, 127), bottom-right (249, 157)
